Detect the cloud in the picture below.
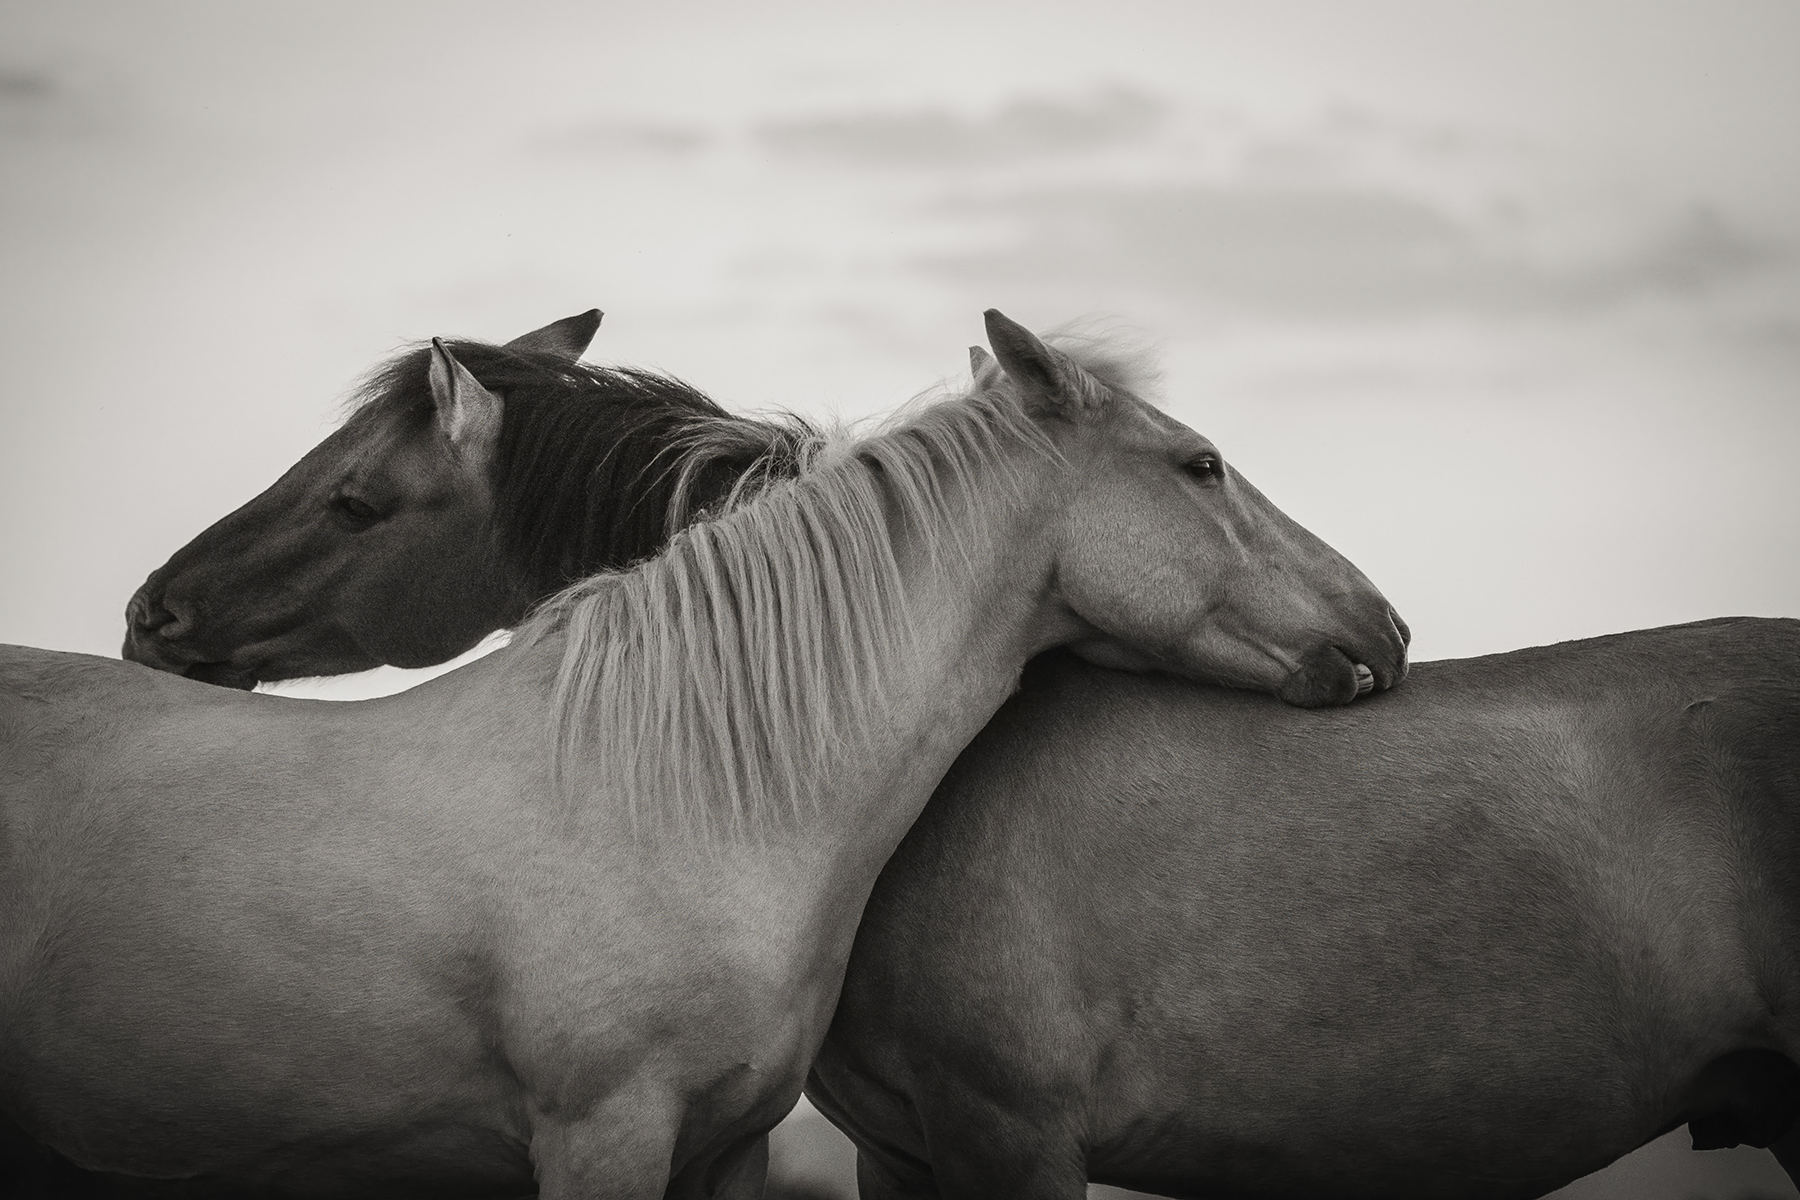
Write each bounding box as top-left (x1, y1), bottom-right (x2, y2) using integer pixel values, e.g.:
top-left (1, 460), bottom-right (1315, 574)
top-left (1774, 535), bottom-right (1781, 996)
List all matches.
top-left (0, 61), bottom-right (138, 143)
top-left (0, 69), bottom-right (55, 102)
top-left (756, 86), bottom-right (1163, 166)
top-left (537, 119), bottom-right (712, 157)
top-left (924, 185), bottom-right (1786, 317)
top-left (0, 67), bottom-right (78, 138)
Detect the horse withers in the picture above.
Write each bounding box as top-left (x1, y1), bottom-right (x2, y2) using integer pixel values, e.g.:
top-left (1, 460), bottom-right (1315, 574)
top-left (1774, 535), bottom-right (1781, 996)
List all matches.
top-left (2, 313), bottom-right (1406, 1198)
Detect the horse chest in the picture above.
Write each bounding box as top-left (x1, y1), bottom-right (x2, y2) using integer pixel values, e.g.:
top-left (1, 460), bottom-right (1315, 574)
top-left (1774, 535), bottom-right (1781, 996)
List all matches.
top-left (491, 850), bottom-right (848, 1140)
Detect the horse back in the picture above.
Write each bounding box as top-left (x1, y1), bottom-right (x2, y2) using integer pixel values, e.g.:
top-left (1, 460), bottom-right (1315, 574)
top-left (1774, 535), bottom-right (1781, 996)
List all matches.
top-left (7, 636), bottom-right (219, 737)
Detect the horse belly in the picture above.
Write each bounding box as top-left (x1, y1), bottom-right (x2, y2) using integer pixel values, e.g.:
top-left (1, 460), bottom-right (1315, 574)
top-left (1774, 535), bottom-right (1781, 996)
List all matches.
top-left (1084, 1041), bottom-right (1650, 1200)
top-left (6, 977), bottom-right (525, 1187)
top-left (3, 879), bottom-right (530, 1194)
top-left (1077, 881), bottom-right (1766, 1198)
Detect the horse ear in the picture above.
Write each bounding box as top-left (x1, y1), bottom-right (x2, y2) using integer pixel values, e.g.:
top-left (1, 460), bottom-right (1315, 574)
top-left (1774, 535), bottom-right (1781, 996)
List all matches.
top-left (504, 309), bottom-right (603, 360)
top-left (428, 339), bottom-right (503, 459)
top-left (968, 345), bottom-right (1001, 386)
top-left (982, 309), bottom-right (1107, 418)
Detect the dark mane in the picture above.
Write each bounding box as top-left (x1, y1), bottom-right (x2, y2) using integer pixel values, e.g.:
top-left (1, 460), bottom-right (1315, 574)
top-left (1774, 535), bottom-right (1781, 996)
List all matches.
top-left (353, 341), bottom-right (818, 600)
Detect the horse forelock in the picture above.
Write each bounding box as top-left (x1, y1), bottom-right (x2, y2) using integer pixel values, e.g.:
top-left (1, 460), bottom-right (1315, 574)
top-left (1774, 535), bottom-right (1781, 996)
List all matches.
top-left (347, 340), bottom-right (821, 598)
top-left (519, 367), bottom-right (1064, 841)
top-left (1042, 323), bottom-right (1164, 405)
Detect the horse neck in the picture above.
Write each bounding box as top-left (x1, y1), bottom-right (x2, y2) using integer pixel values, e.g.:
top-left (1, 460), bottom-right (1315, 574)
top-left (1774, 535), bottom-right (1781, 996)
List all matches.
top-left (804, 447), bottom-right (1072, 877)
top-left (734, 436), bottom-right (1078, 979)
top-left (539, 424), bottom-right (1076, 894)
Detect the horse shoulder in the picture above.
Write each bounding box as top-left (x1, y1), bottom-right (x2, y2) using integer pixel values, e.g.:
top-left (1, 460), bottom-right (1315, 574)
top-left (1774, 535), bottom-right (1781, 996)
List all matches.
top-left (1675, 632), bottom-right (1800, 1026)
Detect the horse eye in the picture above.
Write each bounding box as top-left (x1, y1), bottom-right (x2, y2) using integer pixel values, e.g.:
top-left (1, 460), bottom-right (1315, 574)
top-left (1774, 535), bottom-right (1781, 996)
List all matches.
top-left (333, 495), bottom-right (381, 523)
top-left (1184, 454), bottom-right (1222, 483)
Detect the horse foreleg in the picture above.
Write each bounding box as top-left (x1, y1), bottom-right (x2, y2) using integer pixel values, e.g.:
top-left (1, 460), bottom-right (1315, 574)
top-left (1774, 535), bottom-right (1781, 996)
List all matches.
top-left (832, 1073), bottom-right (1085, 1200)
top-left (530, 1107), bottom-right (676, 1200)
top-left (923, 1141), bottom-right (1087, 1200)
top-left (663, 1132), bottom-right (768, 1200)
top-left (904, 1104), bottom-right (1087, 1200)
top-left (853, 1146), bottom-right (944, 1200)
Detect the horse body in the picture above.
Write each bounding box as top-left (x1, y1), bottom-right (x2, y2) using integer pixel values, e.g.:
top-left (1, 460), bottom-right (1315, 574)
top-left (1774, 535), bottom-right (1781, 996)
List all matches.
top-left (6, 315), bottom-right (1406, 1196)
top-left (1, 638), bottom-right (885, 1196)
top-left (806, 617), bottom-right (1800, 1199)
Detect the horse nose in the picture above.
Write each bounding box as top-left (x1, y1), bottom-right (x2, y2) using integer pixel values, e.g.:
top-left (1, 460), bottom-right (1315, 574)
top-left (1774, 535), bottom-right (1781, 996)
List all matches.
top-left (127, 585), bottom-right (163, 632)
top-left (128, 585), bottom-right (194, 639)
top-left (122, 585), bottom-right (198, 665)
top-left (1384, 608), bottom-right (1412, 686)
top-left (1342, 601), bottom-right (1410, 694)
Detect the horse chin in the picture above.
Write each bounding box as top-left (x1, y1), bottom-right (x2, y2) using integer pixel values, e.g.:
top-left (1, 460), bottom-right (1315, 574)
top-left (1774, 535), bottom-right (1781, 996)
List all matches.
top-left (1275, 645), bottom-right (1373, 709)
top-left (182, 661), bottom-right (259, 691)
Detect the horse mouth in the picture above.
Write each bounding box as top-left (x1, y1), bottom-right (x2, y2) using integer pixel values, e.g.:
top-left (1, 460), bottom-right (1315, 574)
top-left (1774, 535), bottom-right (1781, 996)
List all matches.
top-left (124, 629), bottom-right (260, 691)
top-left (1276, 646), bottom-right (1390, 708)
top-left (181, 661), bottom-right (259, 691)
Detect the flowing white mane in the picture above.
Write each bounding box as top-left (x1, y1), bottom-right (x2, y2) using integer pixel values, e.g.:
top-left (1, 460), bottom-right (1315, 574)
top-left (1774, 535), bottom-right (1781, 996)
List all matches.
top-left (521, 333), bottom-right (1158, 835)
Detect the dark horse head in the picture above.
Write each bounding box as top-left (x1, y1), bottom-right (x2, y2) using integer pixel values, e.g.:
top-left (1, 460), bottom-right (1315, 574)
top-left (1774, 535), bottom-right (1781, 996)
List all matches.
top-left (122, 311), bottom-right (816, 688)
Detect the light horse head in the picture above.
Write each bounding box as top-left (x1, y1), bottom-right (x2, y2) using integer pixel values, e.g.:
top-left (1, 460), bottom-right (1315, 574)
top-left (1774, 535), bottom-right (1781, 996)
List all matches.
top-left (122, 311), bottom-right (807, 689)
top-left (982, 311), bottom-right (1408, 705)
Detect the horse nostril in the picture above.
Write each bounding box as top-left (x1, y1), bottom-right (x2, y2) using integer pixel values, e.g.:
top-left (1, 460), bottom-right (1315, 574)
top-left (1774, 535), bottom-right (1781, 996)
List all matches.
top-left (129, 591), bottom-right (194, 643)
top-left (1390, 608), bottom-right (1412, 648)
top-left (127, 588), bottom-right (163, 631)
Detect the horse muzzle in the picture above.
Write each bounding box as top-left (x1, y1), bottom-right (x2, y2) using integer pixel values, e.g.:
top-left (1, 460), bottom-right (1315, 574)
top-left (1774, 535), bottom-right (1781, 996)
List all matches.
top-left (122, 585), bottom-right (259, 690)
top-left (1276, 609), bottom-right (1410, 709)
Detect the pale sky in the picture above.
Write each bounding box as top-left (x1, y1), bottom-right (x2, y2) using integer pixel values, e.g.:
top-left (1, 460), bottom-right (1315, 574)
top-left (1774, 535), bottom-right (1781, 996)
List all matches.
top-left (3, 5), bottom-right (1798, 1193)
top-left (4, 0), bottom-right (1796, 676)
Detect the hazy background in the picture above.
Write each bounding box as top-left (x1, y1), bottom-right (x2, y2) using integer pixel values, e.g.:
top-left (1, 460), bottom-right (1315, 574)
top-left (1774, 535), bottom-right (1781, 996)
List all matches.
top-left (3, 2), bottom-right (1798, 1197)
